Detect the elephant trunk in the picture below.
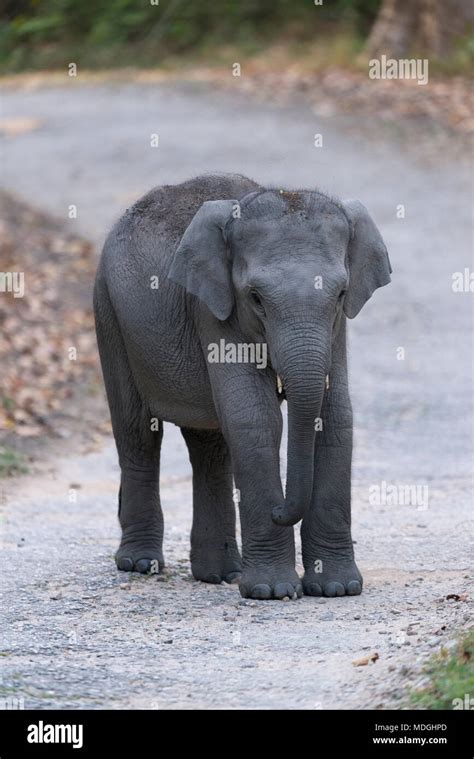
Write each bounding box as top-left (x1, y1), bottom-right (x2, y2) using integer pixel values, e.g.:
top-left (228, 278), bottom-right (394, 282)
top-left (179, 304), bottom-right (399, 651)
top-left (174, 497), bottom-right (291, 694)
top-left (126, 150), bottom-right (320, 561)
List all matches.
top-left (271, 332), bottom-right (329, 527)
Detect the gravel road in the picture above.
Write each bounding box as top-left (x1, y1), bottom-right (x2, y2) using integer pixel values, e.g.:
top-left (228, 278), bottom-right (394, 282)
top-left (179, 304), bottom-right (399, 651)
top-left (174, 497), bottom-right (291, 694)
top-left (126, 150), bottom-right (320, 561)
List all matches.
top-left (1, 77), bottom-right (472, 709)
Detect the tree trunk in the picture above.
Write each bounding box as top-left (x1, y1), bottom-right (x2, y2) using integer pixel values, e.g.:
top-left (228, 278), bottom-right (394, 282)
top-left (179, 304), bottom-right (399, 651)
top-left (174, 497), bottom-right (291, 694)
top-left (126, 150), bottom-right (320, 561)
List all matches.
top-left (365, 0), bottom-right (473, 59)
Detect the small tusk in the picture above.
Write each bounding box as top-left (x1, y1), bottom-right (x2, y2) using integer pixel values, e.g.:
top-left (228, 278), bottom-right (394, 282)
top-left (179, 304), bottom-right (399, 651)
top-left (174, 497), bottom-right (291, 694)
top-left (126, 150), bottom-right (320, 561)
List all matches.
top-left (277, 375), bottom-right (283, 394)
top-left (325, 374), bottom-right (330, 390)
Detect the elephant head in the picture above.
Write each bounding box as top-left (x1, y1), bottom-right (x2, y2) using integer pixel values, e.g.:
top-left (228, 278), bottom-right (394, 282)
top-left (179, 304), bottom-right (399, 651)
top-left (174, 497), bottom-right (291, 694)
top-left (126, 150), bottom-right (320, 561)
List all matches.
top-left (168, 189), bottom-right (391, 526)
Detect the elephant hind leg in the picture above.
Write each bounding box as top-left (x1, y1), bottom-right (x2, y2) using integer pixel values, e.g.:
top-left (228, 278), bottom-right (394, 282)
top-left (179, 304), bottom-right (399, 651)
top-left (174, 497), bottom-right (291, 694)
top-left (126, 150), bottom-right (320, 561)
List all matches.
top-left (94, 276), bottom-right (165, 574)
top-left (181, 427), bottom-right (242, 584)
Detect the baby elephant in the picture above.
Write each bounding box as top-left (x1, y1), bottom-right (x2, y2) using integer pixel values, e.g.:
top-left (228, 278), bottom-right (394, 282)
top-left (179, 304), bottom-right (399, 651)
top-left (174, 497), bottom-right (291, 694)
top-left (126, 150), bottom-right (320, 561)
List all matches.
top-left (94, 173), bottom-right (391, 600)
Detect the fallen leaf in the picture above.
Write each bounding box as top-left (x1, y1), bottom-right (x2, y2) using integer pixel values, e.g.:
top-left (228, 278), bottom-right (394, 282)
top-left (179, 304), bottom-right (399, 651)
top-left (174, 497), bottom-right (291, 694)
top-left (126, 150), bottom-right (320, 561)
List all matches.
top-left (0, 191), bottom-right (100, 442)
top-left (0, 117), bottom-right (43, 136)
top-left (352, 652), bottom-right (379, 666)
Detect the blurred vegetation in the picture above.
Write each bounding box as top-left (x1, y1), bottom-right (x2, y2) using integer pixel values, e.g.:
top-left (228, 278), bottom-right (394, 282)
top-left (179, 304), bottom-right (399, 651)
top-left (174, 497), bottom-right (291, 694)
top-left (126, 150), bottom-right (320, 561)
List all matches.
top-left (410, 629), bottom-right (474, 710)
top-left (0, 1), bottom-right (472, 74)
top-left (0, 0), bottom-right (383, 71)
top-left (0, 446), bottom-right (28, 477)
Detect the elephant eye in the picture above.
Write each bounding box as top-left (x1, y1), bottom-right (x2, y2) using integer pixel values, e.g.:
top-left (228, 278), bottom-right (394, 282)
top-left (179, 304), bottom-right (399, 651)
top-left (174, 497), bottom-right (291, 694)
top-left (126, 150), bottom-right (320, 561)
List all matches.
top-left (249, 289), bottom-right (265, 314)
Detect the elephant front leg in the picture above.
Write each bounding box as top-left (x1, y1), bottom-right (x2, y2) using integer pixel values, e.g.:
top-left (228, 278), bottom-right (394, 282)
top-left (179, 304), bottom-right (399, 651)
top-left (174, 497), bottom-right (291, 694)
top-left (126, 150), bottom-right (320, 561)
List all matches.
top-left (235, 445), bottom-right (302, 600)
top-left (235, 447), bottom-right (302, 600)
top-left (301, 325), bottom-right (362, 598)
top-left (216, 374), bottom-right (301, 601)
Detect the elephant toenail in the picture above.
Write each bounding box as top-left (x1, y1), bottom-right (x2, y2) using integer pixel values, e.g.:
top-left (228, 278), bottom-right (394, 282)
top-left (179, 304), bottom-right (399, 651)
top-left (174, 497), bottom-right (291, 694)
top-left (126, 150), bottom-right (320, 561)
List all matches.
top-left (347, 580), bottom-right (362, 595)
top-left (251, 584), bottom-right (272, 600)
top-left (324, 581), bottom-right (345, 597)
top-left (204, 574), bottom-right (222, 584)
top-left (306, 582), bottom-right (323, 596)
top-left (274, 582), bottom-right (293, 599)
top-left (135, 559), bottom-right (152, 573)
top-left (117, 557), bottom-right (133, 571)
top-left (225, 572), bottom-right (242, 584)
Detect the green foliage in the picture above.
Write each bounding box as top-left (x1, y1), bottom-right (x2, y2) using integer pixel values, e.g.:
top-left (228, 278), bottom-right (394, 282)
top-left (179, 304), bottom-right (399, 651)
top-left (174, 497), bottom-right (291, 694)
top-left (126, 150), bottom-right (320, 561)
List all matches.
top-left (0, 446), bottom-right (28, 478)
top-left (431, 32), bottom-right (474, 75)
top-left (410, 629), bottom-right (474, 710)
top-left (0, 0), bottom-right (382, 71)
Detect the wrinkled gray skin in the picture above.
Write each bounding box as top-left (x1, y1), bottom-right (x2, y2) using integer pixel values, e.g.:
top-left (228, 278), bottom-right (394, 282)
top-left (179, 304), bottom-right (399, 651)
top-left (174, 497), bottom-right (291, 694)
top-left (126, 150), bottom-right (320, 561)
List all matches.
top-left (94, 173), bottom-right (391, 600)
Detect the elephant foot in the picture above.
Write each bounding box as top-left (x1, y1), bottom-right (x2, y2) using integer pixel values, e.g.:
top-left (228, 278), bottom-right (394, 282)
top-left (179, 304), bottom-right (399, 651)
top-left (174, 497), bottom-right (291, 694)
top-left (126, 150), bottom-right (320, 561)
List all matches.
top-left (115, 526), bottom-right (164, 574)
top-left (239, 564), bottom-right (303, 600)
top-left (303, 557), bottom-right (363, 598)
top-left (191, 537), bottom-right (243, 584)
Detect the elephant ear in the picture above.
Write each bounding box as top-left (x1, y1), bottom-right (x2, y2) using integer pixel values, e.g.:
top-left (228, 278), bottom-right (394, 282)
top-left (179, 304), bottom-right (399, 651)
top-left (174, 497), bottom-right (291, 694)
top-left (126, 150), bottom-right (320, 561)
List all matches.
top-left (168, 199), bottom-right (237, 320)
top-left (342, 199), bottom-right (392, 319)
